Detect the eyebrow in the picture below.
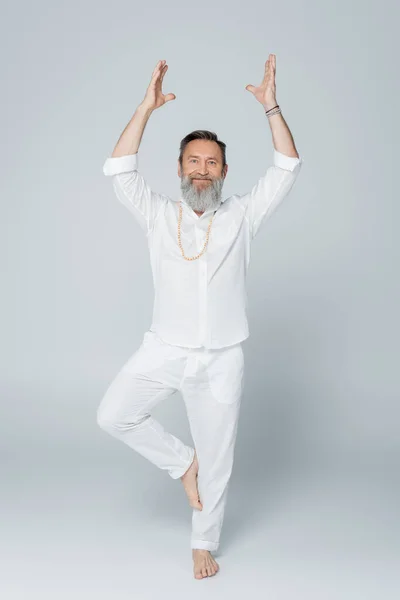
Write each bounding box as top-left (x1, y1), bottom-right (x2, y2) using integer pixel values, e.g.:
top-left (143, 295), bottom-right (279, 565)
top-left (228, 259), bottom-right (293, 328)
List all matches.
top-left (187, 154), bottom-right (219, 161)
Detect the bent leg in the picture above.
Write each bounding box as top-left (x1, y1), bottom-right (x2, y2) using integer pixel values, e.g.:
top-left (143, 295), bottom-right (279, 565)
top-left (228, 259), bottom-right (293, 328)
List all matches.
top-left (97, 337), bottom-right (195, 479)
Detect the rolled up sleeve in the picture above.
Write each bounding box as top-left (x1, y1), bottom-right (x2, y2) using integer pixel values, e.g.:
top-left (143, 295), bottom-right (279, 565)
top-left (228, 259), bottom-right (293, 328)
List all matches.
top-left (102, 153), bottom-right (168, 235)
top-left (241, 150), bottom-right (303, 240)
top-left (273, 149), bottom-right (302, 171)
top-left (103, 153), bottom-right (139, 176)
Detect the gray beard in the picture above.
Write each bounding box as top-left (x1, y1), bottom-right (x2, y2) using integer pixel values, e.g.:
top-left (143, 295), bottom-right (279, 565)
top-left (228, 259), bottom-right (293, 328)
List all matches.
top-left (180, 174), bottom-right (225, 213)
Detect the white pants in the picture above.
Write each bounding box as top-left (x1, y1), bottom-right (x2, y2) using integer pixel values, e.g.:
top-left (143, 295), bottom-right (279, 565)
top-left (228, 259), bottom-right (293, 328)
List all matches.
top-left (97, 330), bottom-right (245, 551)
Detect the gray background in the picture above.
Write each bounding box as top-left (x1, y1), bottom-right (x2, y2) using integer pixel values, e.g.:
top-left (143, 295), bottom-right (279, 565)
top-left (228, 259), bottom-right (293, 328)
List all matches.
top-left (2, 0), bottom-right (399, 597)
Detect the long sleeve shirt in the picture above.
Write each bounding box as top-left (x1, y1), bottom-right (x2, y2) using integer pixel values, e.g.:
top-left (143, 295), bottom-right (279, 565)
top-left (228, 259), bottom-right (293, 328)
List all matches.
top-left (102, 149), bottom-right (303, 349)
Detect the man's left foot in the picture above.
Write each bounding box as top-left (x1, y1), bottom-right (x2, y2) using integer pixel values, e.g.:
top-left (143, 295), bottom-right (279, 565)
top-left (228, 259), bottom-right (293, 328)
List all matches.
top-left (192, 549), bottom-right (219, 579)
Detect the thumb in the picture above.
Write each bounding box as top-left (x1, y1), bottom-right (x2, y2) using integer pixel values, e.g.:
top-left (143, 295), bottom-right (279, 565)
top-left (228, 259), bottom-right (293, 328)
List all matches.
top-left (165, 93), bottom-right (176, 103)
top-left (245, 85), bottom-right (256, 93)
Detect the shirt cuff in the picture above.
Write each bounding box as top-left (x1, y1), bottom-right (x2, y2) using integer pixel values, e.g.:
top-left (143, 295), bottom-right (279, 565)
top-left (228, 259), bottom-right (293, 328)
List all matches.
top-left (273, 149), bottom-right (302, 171)
top-left (103, 153), bottom-right (138, 176)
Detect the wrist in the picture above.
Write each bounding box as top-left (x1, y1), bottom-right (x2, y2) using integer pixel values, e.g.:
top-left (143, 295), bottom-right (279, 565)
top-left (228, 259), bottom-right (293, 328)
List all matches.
top-left (137, 102), bottom-right (154, 116)
top-left (263, 99), bottom-right (278, 112)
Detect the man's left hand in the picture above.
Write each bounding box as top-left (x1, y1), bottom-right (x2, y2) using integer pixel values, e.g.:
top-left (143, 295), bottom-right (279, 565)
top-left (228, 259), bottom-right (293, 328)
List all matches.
top-left (245, 54), bottom-right (277, 111)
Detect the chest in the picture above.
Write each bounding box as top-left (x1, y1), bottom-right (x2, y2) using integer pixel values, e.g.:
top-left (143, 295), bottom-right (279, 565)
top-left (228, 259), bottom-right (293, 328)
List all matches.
top-left (153, 200), bottom-right (247, 258)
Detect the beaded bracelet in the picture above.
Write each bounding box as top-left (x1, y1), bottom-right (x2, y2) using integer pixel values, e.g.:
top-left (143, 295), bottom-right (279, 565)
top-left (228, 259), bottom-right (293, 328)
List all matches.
top-left (265, 105), bottom-right (281, 118)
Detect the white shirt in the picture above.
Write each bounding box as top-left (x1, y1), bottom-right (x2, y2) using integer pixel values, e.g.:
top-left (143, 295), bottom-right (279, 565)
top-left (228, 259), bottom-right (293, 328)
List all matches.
top-left (103, 149), bottom-right (303, 349)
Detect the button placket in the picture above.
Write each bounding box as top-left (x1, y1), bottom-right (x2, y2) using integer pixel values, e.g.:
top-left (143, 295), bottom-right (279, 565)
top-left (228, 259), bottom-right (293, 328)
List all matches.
top-left (196, 224), bottom-right (208, 345)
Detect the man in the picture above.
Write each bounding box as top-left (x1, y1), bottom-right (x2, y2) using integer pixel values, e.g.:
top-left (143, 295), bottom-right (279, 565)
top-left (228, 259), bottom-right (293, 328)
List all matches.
top-left (97, 56), bottom-right (302, 580)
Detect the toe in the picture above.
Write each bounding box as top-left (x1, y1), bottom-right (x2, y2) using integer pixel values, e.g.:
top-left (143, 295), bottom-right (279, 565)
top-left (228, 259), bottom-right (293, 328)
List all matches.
top-left (194, 567), bottom-right (203, 579)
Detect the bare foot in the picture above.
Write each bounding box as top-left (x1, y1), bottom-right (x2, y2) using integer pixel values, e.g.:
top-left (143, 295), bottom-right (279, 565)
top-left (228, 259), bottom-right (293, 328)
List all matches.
top-left (180, 451), bottom-right (202, 510)
top-left (192, 549), bottom-right (219, 579)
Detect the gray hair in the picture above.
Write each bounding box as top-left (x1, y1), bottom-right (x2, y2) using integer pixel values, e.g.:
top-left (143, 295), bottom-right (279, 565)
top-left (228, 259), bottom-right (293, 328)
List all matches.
top-left (178, 130), bottom-right (227, 169)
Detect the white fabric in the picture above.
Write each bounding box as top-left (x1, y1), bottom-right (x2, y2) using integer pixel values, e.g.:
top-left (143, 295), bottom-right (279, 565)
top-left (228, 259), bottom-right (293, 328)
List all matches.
top-left (102, 149), bottom-right (303, 349)
top-left (97, 330), bottom-right (244, 551)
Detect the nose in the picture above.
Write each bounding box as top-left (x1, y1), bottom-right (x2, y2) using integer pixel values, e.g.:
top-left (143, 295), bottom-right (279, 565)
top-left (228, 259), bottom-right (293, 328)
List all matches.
top-left (194, 162), bottom-right (209, 176)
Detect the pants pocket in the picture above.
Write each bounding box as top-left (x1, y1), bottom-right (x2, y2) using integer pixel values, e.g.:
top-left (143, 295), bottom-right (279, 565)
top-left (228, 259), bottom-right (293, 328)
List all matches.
top-left (211, 344), bottom-right (245, 404)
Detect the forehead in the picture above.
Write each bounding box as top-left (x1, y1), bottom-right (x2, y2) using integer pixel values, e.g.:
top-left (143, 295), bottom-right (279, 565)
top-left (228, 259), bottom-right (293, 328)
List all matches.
top-left (183, 139), bottom-right (222, 161)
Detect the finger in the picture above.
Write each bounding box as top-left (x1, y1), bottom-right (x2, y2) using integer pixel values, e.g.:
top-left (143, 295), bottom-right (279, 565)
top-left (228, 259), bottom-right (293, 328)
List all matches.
top-left (151, 60), bottom-right (163, 77)
top-left (164, 93), bottom-right (176, 103)
top-left (152, 65), bottom-right (165, 89)
top-left (155, 62), bottom-right (165, 80)
top-left (151, 61), bottom-right (160, 77)
top-left (156, 65), bottom-right (167, 89)
top-left (151, 60), bottom-right (165, 82)
top-left (160, 64), bottom-right (168, 83)
top-left (245, 84), bottom-right (256, 93)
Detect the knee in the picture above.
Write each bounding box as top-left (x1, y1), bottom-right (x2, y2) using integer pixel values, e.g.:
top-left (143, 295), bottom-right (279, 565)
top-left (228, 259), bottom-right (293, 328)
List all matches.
top-left (96, 392), bottom-right (120, 431)
top-left (96, 402), bottom-right (149, 433)
top-left (96, 405), bottom-right (114, 431)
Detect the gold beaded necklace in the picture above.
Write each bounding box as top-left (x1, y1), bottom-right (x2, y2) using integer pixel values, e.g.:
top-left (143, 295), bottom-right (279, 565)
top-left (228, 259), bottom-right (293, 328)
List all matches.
top-left (177, 201), bottom-right (216, 261)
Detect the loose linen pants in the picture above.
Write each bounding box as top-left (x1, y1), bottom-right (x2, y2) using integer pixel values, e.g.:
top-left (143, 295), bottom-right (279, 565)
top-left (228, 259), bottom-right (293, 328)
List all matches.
top-left (97, 330), bottom-right (245, 551)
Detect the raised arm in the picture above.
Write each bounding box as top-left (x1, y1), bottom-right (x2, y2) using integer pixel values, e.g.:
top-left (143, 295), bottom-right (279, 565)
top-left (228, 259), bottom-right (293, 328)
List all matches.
top-left (103, 60), bottom-right (176, 234)
top-left (110, 59), bottom-right (176, 157)
top-left (242, 54), bottom-right (303, 239)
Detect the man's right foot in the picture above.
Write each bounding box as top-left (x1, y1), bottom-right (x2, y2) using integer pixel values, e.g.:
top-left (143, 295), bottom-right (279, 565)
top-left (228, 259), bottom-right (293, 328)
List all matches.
top-left (180, 451), bottom-right (202, 510)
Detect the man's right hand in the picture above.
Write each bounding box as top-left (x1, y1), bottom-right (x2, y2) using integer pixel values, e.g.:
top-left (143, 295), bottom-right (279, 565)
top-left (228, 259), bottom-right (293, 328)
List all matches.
top-left (141, 59), bottom-right (176, 112)
top-left (109, 60), bottom-right (175, 158)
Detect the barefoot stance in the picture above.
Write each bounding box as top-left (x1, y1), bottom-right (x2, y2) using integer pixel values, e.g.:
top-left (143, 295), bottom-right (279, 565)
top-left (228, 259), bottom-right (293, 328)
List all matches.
top-left (192, 549), bottom-right (220, 579)
top-left (180, 451), bottom-right (202, 510)
top-left (181, 454), bottom-right (219, 577)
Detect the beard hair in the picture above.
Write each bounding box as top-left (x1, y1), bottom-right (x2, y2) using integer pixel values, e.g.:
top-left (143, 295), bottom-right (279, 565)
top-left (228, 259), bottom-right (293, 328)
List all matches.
top-left (180, 174), bottom-right (225, 212)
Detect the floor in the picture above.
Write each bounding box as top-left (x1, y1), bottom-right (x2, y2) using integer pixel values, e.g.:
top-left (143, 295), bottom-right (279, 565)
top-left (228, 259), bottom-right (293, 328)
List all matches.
top-left (2, 456), bottom-right (399, 599)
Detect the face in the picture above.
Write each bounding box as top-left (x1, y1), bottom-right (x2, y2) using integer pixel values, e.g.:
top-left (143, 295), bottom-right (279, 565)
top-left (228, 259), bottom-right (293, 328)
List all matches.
top-left (178, 140), bottom-right (228, 214)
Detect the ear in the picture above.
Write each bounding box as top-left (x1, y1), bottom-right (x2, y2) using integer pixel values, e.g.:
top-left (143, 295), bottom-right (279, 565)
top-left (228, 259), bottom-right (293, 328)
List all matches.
top-left (177, 160), bottom-right (181, 178)
top-left (223, 164), bottom-right (228, 179)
